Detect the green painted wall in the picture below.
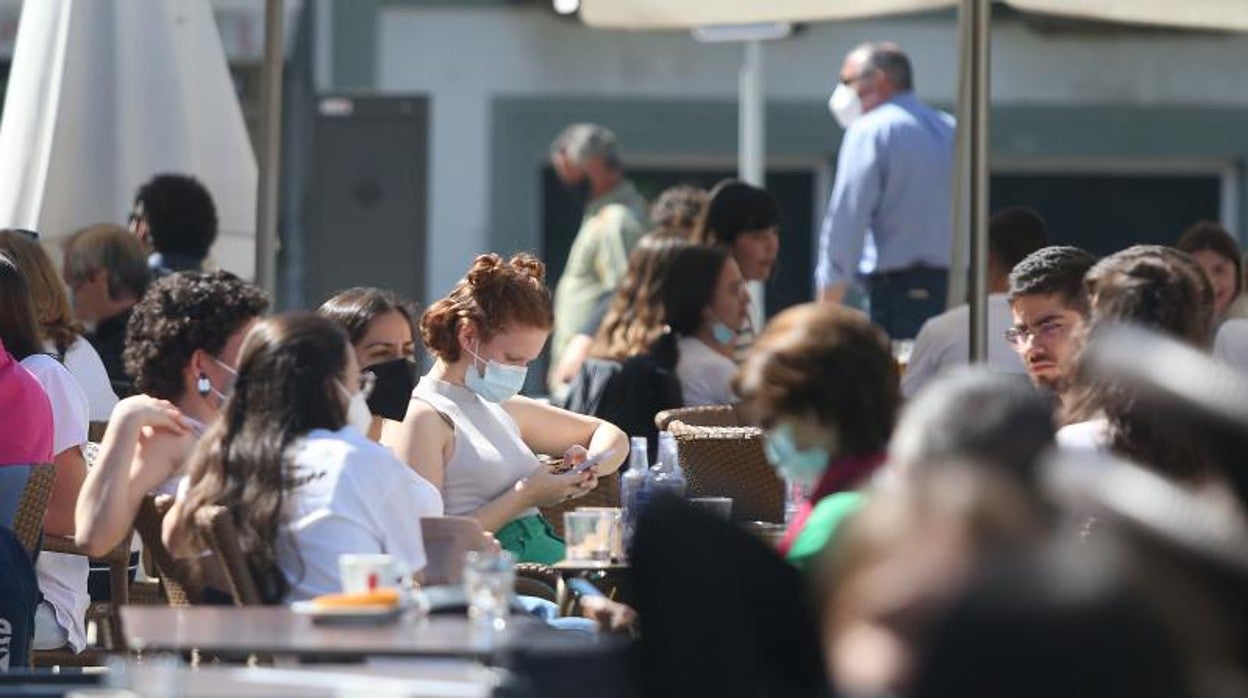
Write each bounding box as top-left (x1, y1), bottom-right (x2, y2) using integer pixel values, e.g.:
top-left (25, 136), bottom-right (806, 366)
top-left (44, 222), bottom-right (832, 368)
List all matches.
top-left (491, 97), bottom-right (1248, 260)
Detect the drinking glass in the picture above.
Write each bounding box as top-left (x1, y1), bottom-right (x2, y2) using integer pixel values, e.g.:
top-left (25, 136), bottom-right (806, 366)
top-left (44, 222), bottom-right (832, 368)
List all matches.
top-left (564, 509), bottom-right (617, 562)
top-left (689, 496), bottom-right (733, 520)
top-left (464, 550), bottom-right (515, 629)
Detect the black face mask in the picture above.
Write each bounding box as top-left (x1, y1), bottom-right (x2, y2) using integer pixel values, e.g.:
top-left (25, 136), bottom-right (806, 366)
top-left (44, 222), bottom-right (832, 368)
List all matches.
top-left (364, 357), bottom-right (418, 422)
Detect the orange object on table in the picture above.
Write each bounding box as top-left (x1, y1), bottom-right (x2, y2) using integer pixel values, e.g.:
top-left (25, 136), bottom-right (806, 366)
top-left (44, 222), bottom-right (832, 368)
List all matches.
top-left (312, 588), bottom-right (401, 609)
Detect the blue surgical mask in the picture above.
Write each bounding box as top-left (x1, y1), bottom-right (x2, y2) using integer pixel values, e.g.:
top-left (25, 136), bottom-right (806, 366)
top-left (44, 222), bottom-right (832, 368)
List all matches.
top-left (464, 342), bottom-right (527, 402)
top-left (711, 321), bottom-right (738, 345)
top-left (764, 423), bottom-right (830, 485)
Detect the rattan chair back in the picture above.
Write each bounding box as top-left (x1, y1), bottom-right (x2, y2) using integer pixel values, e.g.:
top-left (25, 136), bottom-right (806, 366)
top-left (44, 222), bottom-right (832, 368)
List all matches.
top-left (655, 405), bottom-right (742, 431)
top-left (135, 494), bottom-right (198, 605)
top-left (11, 464), bottom-right (55, 555)
top-left (667, 420), bottom-right (784, 523)
top-left (194, 505), bottom-right (263, 606)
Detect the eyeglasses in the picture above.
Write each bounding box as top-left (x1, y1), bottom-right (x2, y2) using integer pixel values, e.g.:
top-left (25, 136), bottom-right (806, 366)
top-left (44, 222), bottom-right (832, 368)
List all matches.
top-left (1004, 319), bottom-right (1068, 349)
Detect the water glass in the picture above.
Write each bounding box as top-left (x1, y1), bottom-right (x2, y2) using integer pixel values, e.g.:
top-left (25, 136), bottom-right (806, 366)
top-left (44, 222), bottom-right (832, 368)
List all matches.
top-left (579, 506), bottom-right (626, 561)
top-left (689, 496), bottom-right (733, 520)
top-left (464, 550), bottom-right (515, 628)
top-left (564, 509), bottom-right (619, 562)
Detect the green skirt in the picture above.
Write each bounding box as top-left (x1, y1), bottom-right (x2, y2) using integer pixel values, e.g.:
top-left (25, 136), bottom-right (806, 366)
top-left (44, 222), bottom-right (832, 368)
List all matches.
top-left (495, 514), bottom-right (565, 565)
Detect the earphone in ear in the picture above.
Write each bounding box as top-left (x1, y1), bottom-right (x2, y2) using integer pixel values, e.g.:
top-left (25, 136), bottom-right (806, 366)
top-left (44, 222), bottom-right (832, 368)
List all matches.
top-left (197, 373), bottom-right (211, 397)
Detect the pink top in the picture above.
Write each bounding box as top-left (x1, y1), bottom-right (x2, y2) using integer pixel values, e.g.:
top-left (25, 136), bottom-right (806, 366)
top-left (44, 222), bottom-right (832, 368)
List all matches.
top-left (0, 339), bottom-right (54, 465)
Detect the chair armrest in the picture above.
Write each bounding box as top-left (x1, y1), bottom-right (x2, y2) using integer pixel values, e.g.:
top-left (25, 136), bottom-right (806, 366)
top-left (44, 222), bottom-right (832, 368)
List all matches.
top-left (42, 534), bottom-right (132, 564)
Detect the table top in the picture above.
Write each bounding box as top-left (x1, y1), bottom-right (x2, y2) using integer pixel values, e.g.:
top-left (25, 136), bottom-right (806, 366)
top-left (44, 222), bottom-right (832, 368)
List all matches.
top-left (5, 661), bottom-right (495, 698)
top-left (150, 662), bottom-right (494, 697)
top-left (119, 606), bottom-right (546, 659)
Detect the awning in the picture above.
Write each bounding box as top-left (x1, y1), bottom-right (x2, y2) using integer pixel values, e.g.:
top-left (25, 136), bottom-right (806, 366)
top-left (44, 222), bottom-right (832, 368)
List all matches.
top-left (581, 0), bottom-right (1248, 32)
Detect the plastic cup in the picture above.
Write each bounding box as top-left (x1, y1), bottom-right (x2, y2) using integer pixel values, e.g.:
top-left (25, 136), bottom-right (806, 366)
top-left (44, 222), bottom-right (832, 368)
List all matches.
top-left (689, 496), bottom-right (733, 520)
top-left (464, 550), bottom-right (515, 629)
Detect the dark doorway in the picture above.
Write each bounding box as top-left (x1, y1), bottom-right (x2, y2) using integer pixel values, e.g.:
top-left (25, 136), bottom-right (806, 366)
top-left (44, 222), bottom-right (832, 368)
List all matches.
top-left (990, 172), bottom-right (1222, 256)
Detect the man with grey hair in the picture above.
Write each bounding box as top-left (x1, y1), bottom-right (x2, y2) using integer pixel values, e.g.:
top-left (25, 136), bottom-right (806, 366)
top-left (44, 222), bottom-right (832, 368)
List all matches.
top-left (548, 123), bottom-right (647, 391)
top-left (816, 41), bottom-right (955, 341)
top-left (62, 223), bottom-right (152, 396)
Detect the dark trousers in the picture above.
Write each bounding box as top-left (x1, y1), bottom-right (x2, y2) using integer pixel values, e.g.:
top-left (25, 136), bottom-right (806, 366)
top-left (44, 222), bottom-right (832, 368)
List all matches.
top-left (868, 267), bottom-right (949, 340)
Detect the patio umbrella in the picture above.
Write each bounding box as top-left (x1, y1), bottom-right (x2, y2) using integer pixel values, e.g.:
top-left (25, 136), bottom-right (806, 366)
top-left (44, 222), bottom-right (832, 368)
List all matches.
top-left (0, 0), bottom-right (257, 278)
top-left (579, 0), bottom-right (1248, 360)
top-left (581, 1), bottom-right (1248, 32)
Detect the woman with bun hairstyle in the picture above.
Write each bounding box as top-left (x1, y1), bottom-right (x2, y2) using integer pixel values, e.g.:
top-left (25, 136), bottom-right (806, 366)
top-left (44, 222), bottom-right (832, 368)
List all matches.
top-left (385, 253), bottom-right (628, 564)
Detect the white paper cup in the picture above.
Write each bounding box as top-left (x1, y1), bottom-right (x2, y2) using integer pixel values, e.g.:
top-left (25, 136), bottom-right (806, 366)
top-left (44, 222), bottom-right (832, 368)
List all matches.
top-left (338, 553), bottom-right (402, 594)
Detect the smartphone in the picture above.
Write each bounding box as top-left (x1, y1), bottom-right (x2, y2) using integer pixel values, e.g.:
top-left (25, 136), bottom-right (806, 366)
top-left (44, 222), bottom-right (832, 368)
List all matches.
top-left (568, 448), bottom-right (617, 475)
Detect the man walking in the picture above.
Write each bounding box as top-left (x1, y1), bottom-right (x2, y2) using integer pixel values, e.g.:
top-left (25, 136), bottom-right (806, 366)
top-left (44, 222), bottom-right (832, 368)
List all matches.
top-left (549, 124), bottom-right (647, 388)
top-left (816, 42), bottom-right (955, 339)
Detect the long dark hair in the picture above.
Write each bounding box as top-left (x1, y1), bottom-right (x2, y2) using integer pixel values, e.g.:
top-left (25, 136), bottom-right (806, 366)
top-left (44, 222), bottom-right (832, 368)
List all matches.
top-left (1066, 246), bottom-right (1215, 481)
top-left (651, 245), bottom-right (731, 370)
top-left (0, 253), bottom-right (45, 360)
top-left (590, 233), bottom-right (690, 361)
top-left (178, 313), bottom-right (351, 602)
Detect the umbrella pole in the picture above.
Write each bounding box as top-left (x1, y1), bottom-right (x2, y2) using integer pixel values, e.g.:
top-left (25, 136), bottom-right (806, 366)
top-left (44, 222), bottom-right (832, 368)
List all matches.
top-left (255, 0), bottom-right (285, 296)
top-left (738, 39), bottom-right (765, 187)
top-left (958, 0), bottom-right (992, 362)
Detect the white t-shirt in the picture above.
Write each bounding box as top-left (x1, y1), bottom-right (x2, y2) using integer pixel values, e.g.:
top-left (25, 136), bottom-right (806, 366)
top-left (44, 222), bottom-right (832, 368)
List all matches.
top-left (47, 337), bottom-right (118, 422)
top-left (21, 354), bottom-right (90, 652)
top-left (1213, 319), bottom-right (1248, 374)
top-left (1056, 418), bottom-right (1110, 454)
top-left (676, 336), bottom-right (738, 407)
top-left (902, 294), bottom-right (1024, 398)
top-left (277, 427), bottom-right (443, 602)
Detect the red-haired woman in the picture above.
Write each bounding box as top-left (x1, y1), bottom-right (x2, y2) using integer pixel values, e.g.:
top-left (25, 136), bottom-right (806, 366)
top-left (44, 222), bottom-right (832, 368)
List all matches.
top-left (385, 253), bottom-right (628, 564)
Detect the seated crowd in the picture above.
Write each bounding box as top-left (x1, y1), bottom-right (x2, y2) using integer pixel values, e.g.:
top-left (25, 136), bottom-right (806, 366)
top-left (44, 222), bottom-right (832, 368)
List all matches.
top-left (2, 167), bottom-right (1248, 697)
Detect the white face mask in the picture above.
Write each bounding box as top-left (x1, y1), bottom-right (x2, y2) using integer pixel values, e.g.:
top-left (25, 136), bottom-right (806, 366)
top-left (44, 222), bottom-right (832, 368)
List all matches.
top-left (828, 83), bottom-right (864, 129)
top-left (338, 381), bottom-right (373, 434)
top-left (464, 342), bottom-right (527, 403)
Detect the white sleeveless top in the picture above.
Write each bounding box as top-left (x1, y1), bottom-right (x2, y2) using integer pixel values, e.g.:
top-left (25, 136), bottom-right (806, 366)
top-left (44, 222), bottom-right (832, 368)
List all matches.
top-left (412, 376), bottom-right (540, 519)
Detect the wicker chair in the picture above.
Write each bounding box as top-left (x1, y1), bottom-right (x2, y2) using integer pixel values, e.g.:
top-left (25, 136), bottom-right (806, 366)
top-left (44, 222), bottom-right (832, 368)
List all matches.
top-left (32, 534), bottom-right (132, 667)
top-left (194, 506), bottom-right (263, 606)
top-left (539, 471), bottom-right (621, 539)
top-left (87, 421), bottom-right (109, 443)
top-left (134, 494), bottom-right (199, 605)
top-left (655, 404), bottom-right (744, 431)
top-left (9, 464), bottom-right (56, 555)
top-left (666, 419), bottom-right (785, 523)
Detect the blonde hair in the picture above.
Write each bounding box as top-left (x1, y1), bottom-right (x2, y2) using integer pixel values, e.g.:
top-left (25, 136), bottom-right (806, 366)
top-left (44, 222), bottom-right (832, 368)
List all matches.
top-left (0, 229), bottom-right (81, 355)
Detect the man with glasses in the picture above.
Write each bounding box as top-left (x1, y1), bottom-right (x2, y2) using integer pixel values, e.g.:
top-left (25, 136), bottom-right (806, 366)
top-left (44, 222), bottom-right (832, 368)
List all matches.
top-left (1005, 246), bottom-right (1099, 412)
top-left (816, 42), bottom-right (956, 340)
top-left (903, 207), bottom-right (1050, 397)
top-left (128, 173), bottom-right (218, 276)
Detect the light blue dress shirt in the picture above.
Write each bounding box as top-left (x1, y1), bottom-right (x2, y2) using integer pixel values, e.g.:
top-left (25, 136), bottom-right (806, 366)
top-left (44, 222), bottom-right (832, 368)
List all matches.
top-left (815, 92), bottom-right (956, 289)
